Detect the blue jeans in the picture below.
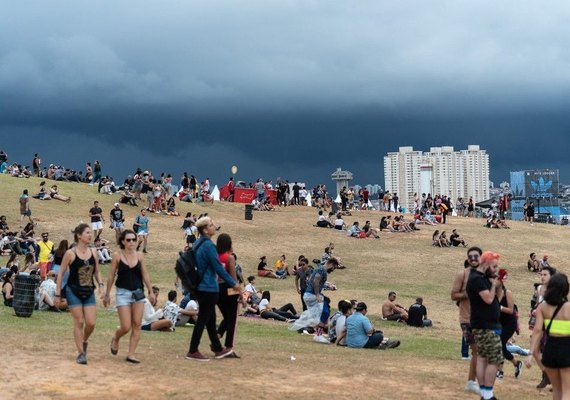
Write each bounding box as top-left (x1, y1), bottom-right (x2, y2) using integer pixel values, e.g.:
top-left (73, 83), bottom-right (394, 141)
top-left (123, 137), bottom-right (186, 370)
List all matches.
top-left (364, 332), bottom-right (384, 348)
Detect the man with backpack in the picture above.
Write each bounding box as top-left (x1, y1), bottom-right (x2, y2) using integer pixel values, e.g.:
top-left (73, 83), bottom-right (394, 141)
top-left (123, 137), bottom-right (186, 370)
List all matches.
top-left (185, 217), bottom-right (240, 362)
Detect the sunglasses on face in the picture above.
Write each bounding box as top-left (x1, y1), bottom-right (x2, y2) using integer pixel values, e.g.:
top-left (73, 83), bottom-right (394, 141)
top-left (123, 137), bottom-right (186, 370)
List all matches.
top-left (468, 255), bottom-right (479, 261)
top-left (124, 238), bottom-right (137, 242)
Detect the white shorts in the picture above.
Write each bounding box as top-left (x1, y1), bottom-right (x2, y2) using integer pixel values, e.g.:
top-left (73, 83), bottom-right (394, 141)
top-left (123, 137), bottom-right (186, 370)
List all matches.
top-left (91, 221), bottom-right (103, 231)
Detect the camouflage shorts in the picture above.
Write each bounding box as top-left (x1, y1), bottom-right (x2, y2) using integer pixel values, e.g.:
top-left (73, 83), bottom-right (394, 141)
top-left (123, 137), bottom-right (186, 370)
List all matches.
top-left (473, 329), bottom-right (504, 365)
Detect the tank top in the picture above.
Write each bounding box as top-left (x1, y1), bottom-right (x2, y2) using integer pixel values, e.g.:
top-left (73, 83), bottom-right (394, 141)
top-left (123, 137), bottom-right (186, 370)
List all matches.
top-left (499, 293), bottom-right (517, 327)
top-left (115, 254), bottom-right (143, 291)
top-left (2, 282), bottom-right (13, 305)
top-left (67, 249), bottom-right (96, 288)
top-left (217, 252), bottom-right (231, 284)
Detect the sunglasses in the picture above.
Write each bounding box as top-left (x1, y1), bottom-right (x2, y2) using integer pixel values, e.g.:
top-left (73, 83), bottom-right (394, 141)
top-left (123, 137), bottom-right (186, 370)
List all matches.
top-left (468, 255), bottom-right (480, 261)
top-left (124, 238), bottom-right (137, 242)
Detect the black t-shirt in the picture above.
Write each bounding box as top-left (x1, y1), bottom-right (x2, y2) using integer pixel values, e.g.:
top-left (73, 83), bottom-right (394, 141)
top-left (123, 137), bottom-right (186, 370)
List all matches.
top-left (293, 184), bottom-right (300, 194)
top-left (257, 261), bottom-right (267, 271)
top-left (90, 207), bottom-right (102, 222)
top-left (467, 270), bottom-right (501, 330)
top-left (110, 208), bottom-right (123, 222)
top-left (407, 303), bottom-right (427, 327)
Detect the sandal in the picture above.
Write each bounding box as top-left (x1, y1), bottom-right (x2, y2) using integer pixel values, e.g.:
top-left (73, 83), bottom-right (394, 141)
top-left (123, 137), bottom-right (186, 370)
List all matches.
top-left (110, 336), bottom-right (118, 355)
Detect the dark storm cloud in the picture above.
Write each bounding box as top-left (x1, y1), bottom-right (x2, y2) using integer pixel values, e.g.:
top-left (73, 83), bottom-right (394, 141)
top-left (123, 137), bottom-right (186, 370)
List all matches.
top-left (2, 1), bottom-right (570, 186)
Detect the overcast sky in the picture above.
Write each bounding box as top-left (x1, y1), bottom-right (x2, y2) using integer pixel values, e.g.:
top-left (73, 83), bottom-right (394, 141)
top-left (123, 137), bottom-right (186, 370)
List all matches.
top-left (2, 1), bottom-right (570, 188)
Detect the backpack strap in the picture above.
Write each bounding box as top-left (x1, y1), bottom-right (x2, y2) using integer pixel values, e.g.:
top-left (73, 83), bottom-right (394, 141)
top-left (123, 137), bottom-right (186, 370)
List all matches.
top-left (545, 302), bottom-right (566, 335)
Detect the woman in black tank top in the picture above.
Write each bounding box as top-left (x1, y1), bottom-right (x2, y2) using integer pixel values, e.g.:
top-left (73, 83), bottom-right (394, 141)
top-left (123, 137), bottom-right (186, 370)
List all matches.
top-left (55, 224), bottom-right (104, 365)
top-left (103, 229), bottom-right (155, 364)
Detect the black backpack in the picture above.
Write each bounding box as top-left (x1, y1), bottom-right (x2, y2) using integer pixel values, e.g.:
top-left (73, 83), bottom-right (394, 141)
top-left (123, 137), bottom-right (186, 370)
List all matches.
top-left (175, 241), bottom-right (203, 295)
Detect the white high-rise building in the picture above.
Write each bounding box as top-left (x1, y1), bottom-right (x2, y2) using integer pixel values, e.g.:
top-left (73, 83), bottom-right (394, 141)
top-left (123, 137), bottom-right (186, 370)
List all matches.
top-left (384, 145), bottom-right (490, 211)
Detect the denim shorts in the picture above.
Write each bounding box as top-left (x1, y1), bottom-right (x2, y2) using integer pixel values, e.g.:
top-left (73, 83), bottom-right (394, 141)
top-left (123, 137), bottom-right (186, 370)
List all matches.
top-left (66, 286), bottom-right (96, 309)
top-left (116, 287), bottom-right (145, 307)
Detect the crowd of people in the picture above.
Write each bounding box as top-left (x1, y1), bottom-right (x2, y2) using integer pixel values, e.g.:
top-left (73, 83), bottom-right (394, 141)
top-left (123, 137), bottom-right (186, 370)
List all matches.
top-left (2, 149), bottom-right (569, 399)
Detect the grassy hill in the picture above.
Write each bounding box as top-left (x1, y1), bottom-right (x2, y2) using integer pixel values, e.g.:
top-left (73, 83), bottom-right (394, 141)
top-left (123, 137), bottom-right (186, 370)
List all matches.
top-left (0, 173), bottom-right (566, 399)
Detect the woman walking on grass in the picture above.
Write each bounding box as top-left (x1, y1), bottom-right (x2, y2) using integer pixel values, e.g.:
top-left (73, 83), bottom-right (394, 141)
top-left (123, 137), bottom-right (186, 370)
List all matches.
top-left (216, 233), bottom-right (240, 356)
top-left (55, 224), bottom-right (104, 365)
top-left (103, 229), bottom-right (155, 364)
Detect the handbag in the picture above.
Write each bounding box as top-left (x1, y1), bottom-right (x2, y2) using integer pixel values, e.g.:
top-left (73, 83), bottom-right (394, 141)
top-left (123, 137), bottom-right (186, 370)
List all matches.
top-left (132, 288), bottom-right (145, 301)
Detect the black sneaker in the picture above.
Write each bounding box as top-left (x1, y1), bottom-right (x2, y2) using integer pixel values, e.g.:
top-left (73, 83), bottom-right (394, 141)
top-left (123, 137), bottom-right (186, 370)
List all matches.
top-left (496, 370), bottom-right (504, 380)
top-left (514, 360), bottom-right (523, 378)
top-left (76, 352), bottom-right (87, 365)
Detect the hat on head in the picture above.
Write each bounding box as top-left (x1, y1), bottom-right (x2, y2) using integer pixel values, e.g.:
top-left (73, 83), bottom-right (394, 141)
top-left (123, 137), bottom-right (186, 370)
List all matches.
top-left (114, 203), bottom-right (119, 207)
top-left (498, 269), bottom-right (508, 281)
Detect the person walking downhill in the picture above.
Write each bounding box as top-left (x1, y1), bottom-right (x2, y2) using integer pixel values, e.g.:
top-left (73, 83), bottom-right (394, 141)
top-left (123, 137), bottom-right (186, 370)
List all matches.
top-left (215, 233), bottom-right (240, 356)
top-left (467, 251), bottom-right (503, 400)
top-left (186, 217), bottom-right (240, 361)
top-left (55, 224), bottom-right (104, 365)
top-left (134, 209), bottom-right (149, 253)
top-left (103, 230), bottom-right (155, 363)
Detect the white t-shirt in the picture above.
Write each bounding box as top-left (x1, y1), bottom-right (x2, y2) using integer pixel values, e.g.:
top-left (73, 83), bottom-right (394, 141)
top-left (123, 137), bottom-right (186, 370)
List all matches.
top-left (318, 215), bottom-right (327, 222)
top-left (335, 315), bottom-right (347, 346)
top-left (334, 218), bottom-right (344, 227)
top-left (245, 283), bottom-right (257, 294)
top-left (176, 300), bottom-right (199, 326)
top-left (141, 299), bottom-right (163, 326)
top-left (258, 298), bottom-right (269, 312)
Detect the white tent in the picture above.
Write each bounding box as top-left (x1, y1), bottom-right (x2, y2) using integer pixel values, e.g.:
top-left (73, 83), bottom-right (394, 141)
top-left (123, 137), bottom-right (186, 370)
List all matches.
top-left (212, 185), bottom-right (220, 201)
top-left (335, 194), bottom-right (341, 203)
top-left (305, 193), bottom-right (312, 207)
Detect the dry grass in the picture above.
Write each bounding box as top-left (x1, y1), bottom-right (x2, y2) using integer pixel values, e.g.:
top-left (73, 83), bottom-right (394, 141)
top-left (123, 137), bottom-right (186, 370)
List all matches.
top-left (0, 174), bottom-right (567, 399)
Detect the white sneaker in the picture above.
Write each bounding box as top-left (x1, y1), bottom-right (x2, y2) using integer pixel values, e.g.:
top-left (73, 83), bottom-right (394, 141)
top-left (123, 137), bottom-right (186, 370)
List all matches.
top-left (464, 380), bottom-right (480, 394)
top-left (313, 335), bottom-right (330, 344)
top-left (461, 356), bottom-right (471, 361)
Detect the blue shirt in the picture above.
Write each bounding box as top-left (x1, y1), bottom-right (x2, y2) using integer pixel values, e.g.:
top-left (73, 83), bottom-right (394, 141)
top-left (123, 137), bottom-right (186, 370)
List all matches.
top-left (346, 312), bottom-right (372, 348)
top-left (194, 236), bottom-right (236, 293)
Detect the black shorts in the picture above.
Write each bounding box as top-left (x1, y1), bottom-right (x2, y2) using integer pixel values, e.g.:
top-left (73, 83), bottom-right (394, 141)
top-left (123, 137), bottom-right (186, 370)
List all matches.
top-left (141, 324), bottom-right (152, 331)
top-left (542, 336), bottom-right (570, 369)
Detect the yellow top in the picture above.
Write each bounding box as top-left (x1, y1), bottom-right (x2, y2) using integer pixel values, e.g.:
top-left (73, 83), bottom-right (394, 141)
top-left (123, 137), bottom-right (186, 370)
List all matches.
top-left (544, 319), bottom-right (570, 336)
top-left (38, 240), bottom-right (54, 263)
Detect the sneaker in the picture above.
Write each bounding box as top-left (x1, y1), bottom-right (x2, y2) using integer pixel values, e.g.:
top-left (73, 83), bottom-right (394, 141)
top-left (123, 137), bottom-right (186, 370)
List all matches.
top-left (464, 380), bottom-right (480, 395)
top-left (313, 335), bottom-right (330, 344)
top-left (379, 339), bottom-right (401, 350)
top-left (496, 370), bottom-right (504, 380)
top-left (76, 352), bottom-right (87, 365)
top-left (461, 356), bottom-right (471, 361)
top-left (214, 347), bottom-right (234, 359)
top-left (514, 361), bottom-right (523, 378)
top-left (185, 351), bottom-right (210, 362)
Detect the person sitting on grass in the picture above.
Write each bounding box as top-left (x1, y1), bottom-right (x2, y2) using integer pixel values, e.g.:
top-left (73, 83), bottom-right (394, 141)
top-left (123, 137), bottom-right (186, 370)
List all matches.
top-left (432, 230), bottom-right (442, 247)
top-left (2, 270), bottom-right (15, 307)
top-left (37, 271), bottom-right (60, 312)
top-left (315, 210), bottom-right (333, 228)
top-left (346, 302), bottom-right (400, 350)
top-left (49, 185), bottom-right (71, 203)
top-left (439, 231), bottom-right (450, 247)
top-left (258, 291), bottom-right (298, 322)
top-left (93, 237), bottom-right (112, 264)
top-left (381, 291), bottom-right (409, 322)
top-left (334, 213), bottom-right (347, 230)
top-left (449, 229), bottom-right (467, 247)
top-left (162, 290), bottom-right (199, 331)
top-left (347, 221), bottom-right (366, 238)
top-left (527, 253), bottom-right (540, 272)
top-left (331, 299), bottom-right (354, 346)
top-left (141, 286), bottom-right (174, 332)
top-left (362, 220), bottom-right (380, 238)
top-left (257, 256), bottom-right (279, 279)
top-left (274, 254), bottom-right (290, 278)
top-left (406, 297), bottom-right (432, 327)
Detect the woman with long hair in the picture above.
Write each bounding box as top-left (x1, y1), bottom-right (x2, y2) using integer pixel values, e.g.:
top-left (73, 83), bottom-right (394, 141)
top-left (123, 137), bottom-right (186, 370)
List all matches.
top-left (2, 270), bottom-right (15, 307)
top-left (52, 240), bottom-right (69, 274)
top-left (103, 229), bottom-right (155, 363)
top-left (526, 273), bottom-right (570, 398)
top-left (216, 233), bottom-right (240, 355)
top-left (55, 224), bottom-right (104, 365)
top-left (186, 217), bottom-right (240, 361)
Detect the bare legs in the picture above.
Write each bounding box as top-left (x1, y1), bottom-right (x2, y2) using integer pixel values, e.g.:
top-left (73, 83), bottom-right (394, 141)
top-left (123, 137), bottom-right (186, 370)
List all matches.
top-left (114, 302), bottom-right (144, 361)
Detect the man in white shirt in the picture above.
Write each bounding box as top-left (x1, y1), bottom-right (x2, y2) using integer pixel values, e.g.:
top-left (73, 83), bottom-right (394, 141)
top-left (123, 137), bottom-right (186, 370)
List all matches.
top-left (37, 271), bottom-right (59, 311)
top-left (141, 286), bottom-right (175, 332)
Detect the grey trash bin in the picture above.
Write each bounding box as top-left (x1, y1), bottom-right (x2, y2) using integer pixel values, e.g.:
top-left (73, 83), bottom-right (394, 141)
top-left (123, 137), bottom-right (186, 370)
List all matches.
top-left (13, 274), bottom-right (40, 317)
